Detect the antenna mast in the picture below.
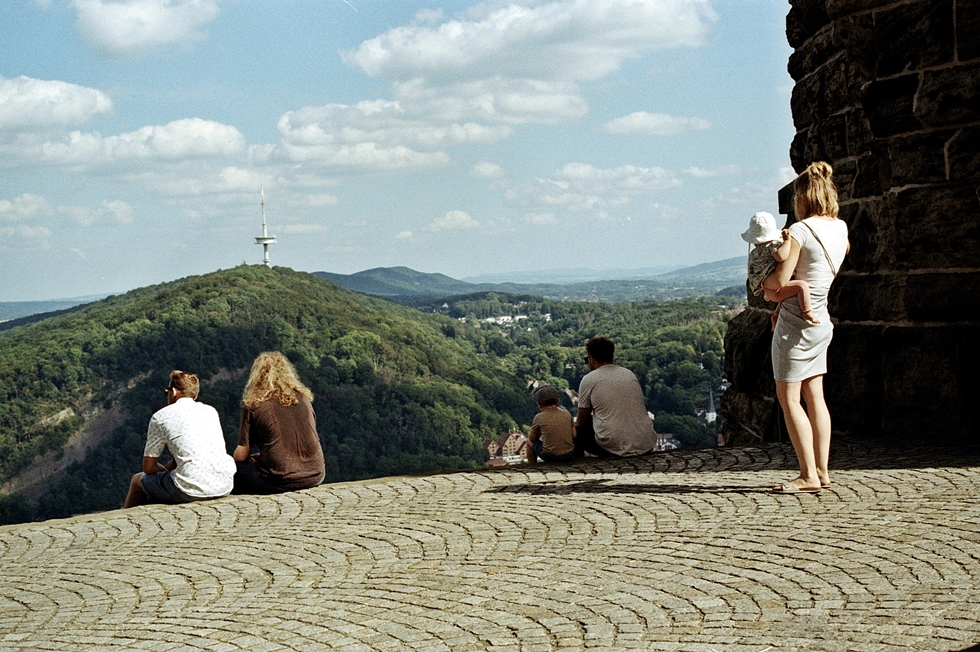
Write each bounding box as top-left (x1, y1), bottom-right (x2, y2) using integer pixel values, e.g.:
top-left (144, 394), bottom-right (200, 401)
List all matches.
top-left (254, 187), bottom-right (276, 267)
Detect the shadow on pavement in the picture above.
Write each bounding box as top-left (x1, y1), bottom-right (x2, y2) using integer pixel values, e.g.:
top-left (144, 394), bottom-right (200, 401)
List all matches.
top-left (484, 478), bottom-right (776, 496)
top-left (481, 439), bottom-right (980, 477)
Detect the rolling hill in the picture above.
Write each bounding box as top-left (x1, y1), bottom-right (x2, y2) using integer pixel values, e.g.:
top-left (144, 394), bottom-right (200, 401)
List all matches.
top-left (314, 257), bottom-right (746, 301)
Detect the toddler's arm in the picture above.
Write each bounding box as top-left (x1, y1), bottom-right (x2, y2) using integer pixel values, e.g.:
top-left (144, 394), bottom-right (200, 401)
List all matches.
top-left (772, 229), bottom-right (793, 262)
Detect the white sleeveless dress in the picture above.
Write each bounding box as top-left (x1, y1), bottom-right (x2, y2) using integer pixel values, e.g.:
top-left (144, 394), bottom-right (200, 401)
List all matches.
top-left (771, 216), bottom-right (849, 382)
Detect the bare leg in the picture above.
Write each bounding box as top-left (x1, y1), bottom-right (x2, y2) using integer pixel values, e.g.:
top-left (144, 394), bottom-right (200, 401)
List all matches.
top-left (801, 375), bottom-right (832, 487)
top-left (770, 281), bottom-right (820, 324)
top-left (525, 443), bottom-right (538, 464)
top-left (774, 380), bottom-right (822, 491)
top-left (124, 472), bottom-right (148, 508)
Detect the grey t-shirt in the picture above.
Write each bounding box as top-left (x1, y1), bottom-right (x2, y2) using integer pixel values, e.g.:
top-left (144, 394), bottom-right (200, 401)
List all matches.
top-left (578, 364), bottom-right (655, 456)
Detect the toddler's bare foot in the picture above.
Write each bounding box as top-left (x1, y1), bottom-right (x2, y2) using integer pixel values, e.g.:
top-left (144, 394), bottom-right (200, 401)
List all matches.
top-left (802, 310), bottom-right (821, 324)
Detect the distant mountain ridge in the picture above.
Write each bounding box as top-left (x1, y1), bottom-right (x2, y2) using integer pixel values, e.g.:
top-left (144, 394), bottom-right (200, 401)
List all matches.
top-left (314, 257), bottom-right (746, 301)
top-left (0, 296), bottom-right (107, 324)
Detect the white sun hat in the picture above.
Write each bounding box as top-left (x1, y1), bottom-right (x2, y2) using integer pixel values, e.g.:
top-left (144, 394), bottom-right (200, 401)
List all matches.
top-left (740, 211), bottom-right (781, 244)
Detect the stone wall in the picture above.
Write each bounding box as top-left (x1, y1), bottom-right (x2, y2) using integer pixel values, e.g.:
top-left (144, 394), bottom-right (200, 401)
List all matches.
top-left (722, 0), bottom-right (979, 444)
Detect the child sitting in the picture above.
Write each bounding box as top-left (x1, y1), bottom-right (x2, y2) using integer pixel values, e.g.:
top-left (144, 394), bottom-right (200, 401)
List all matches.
top-left (742, 211), bottom-right (819, 329)
top-left (526, 385), bottom-right (576, 464)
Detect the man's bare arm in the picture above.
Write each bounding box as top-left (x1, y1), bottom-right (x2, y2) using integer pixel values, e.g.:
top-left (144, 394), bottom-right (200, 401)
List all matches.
top-left (142, 456), bottom-right (168, 475)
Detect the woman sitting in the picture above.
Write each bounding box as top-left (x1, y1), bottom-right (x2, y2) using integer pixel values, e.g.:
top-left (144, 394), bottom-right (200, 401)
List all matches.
top-left (233, 351), bottom-right (325, 494)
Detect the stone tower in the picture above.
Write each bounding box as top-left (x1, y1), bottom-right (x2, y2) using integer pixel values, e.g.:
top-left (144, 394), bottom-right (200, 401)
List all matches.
top-left (722, 0), bottom-right (979, 444)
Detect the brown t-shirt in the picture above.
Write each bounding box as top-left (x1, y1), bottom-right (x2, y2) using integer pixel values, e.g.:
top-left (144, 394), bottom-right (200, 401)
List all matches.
top-left (238, 394), bottom-right (325, 490)
top-left (529, 407), bottom-right (575, 457)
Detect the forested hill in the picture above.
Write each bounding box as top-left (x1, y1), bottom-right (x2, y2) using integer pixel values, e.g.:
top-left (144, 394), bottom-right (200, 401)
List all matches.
top-left (0, 266), bottom-right (532, 524)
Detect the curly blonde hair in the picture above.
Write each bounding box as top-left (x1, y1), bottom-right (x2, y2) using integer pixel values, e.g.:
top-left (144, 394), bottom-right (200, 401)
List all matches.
top-left (794, 161), bottom-right (839, 220)
top-left (242, 352), bottom-right (313, 408)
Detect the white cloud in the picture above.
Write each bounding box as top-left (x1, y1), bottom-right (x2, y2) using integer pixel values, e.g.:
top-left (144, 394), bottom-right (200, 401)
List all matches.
top-left (396, 230), bottom-right (414, 239)
top-left (58, 199), bottom-right (134, 226)
top-left (332, 0), bottom-right (716, 156)
top-left (602, 111), bottom-right (712, 136)
top-left (392, 78), bottom-right (586, 125)
top-left (683, 165), bottom-right (741, 178)
top-left (72, 0), bottom-right (221, 58)
top-left (344, 0), bottom-right (716, 83)
top-left (524, 212), bottom-right (557, 225)
top-left (427, 209), bottom-right (479, 231)
top-left (37, 118), bottom-right (245, 165)
top-left (274, 101), bottom-right (482, 170)
top-left (0, 193), bottom-right (51, 221)
top-left (0, 75), bottom-right (113, 131)
top-left (0, 224), bottom-right (52, 247)
top-left (493, 162), bottom-right (686, 220)
top-left (555, 163), bottom-right (682, 192)
top-left (779, 166), bottom-right (797, 184)
top-left (471, 161), bottom-right (506, 178)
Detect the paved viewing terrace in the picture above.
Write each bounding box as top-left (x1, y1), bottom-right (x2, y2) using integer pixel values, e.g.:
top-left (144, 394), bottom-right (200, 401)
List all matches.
top-left (2, 440), bottom-right (979, 651)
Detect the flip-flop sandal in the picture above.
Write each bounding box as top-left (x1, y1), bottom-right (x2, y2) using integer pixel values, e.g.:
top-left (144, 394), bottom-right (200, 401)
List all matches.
top-left (772, 482), bottom-right (822, 493)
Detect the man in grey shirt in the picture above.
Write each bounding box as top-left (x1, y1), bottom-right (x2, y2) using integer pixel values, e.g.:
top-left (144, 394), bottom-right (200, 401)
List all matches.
top-left (576, 337), bottom-right (656, 457)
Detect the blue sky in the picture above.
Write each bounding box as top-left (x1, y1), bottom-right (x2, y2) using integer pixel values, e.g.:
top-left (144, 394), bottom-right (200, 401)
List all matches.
top-left (0, 0), bottom-right (794, 301)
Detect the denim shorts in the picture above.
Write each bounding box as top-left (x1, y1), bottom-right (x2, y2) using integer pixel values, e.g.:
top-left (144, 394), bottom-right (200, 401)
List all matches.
top-left (141, 471), bottom-right (201, 504)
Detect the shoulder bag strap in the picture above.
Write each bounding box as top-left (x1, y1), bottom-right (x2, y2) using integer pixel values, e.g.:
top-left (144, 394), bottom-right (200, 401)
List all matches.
top-left (800, 220), bottom-right (839, 277)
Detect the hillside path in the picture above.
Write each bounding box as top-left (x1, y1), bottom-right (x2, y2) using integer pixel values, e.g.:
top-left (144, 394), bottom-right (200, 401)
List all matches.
top-left (2, 440), bottom-right (979, 651)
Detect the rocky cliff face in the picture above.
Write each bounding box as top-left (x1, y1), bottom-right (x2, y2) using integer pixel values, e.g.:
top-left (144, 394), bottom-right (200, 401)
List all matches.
top-left (722, 0), bottom-right (979, 444)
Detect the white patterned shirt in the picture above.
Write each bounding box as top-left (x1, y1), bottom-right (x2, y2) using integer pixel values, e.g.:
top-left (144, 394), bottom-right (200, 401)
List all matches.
top-left (145, 397), bottom-right (236, 498)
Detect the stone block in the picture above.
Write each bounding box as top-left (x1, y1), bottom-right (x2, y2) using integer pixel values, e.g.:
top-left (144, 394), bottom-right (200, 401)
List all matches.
top-left (720, 389), bottom-right (775, 445)
top-left (778, 181), bottom-right (796, 217)
top-left (825, 322), bottom-right (885, 439)
top-left (825, 0), bottom-right (898, 19)
top-left (787, 1), bottom-right (832, 49)
top-left (880, 325), bottom-right (980, 440)
top-left (862, 74), bottom-right (923, 138)
top-left (886, 129), bottom-right (957, 186)
top-left (916, 62), bottom-right (980, 127)
top-left (905, 271), bottom-right (980, 323)
top-left (888, 184), bottom-right (980, 269)
top-left (834, 13), bottom-right (877, 77)
top-left (788, 24), bottom-right (837, 81)
top-left (845, 107), bottom-right (875, 156)
top-left (778, 182), bottom-right (797, 218)
top-left (791, 55), bottom-right (865, 130)
top-left (833, 157), bottom-right (858, 203)
top-left (852, 149), bottom-right (886, 199)
top-left (957, 0), bottom-right (980, 62)
top-left (836, 200), bottom-right (883, 274)
top-left (946, 127), bottom-right (980, 182)
top-left (723, 308), bottom-right (775, 397)
top-left (829, 272), bottom-right (907, 322)
top-left (873, 0), bottom-right (954, 77)
top-left (817, 113), bottom-right (850, 162)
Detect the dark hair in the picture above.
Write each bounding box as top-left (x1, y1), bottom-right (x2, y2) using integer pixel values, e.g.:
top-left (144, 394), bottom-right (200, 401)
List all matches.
top-left (532, 384), bottom-right (560, 407)
top-left (586, 336), bottom-right (615, 364)
top-left (169, 370), bottom-right (200, 400)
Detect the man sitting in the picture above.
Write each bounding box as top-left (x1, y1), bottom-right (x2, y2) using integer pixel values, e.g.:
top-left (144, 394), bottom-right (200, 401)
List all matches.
top-left (124, 370), bottom-right (236, 508)
top-left (575, 336), bottom-right (656, 457)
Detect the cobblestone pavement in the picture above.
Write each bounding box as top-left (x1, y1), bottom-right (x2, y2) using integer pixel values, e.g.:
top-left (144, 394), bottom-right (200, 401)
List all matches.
top-left (2, 440), bottom-right (979, 652)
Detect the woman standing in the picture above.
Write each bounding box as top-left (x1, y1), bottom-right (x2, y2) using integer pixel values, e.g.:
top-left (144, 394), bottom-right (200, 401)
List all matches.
top-left (771, 162), bottom-right (849, 493)
top-left (233, 352), bottom-right (325, 494)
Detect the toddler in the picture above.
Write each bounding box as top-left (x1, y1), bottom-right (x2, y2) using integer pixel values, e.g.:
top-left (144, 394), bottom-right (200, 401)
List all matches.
top-left (526, 385), bottom-right (575, 463)
top-left (742, 211), bottom-right (819, 329)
